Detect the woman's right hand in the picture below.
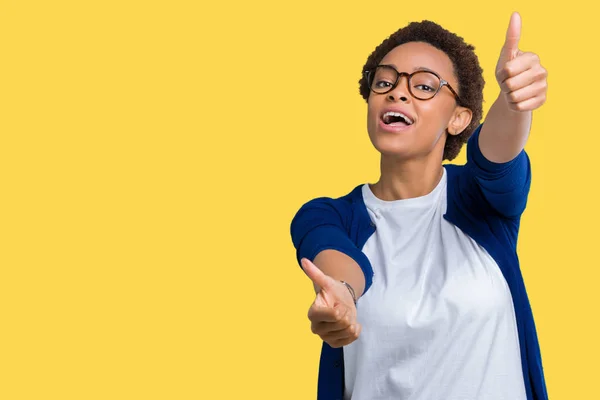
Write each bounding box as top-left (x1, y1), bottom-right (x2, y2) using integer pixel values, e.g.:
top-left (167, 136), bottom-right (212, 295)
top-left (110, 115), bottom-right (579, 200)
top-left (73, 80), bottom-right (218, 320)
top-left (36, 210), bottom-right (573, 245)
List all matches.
top-left (301, 258), bottom-right (362, 348)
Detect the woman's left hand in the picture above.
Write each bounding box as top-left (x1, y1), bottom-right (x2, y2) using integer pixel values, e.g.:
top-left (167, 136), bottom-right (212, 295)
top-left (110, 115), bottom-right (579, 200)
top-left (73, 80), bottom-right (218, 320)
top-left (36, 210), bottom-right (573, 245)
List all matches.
top-left (494, 12), bottom-right (548, 112)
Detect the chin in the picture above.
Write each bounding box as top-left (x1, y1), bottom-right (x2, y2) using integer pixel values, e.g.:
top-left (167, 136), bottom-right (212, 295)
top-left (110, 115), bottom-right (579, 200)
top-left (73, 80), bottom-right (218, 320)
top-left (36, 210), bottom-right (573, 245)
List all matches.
top-left (369, 134), bottom-right (418, 159)
top-left (368, 121), bottom-right (445, 160)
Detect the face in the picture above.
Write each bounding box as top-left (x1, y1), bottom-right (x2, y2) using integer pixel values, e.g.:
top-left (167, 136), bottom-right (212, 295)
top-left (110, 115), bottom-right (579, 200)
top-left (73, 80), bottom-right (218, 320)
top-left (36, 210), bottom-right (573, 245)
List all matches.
top-left (366, 41), bottom-right (472, 160)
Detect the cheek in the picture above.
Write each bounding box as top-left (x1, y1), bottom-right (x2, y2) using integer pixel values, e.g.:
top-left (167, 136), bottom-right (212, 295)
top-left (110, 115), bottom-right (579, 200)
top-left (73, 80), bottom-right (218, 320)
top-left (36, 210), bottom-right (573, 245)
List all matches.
top-left (367, 103), bottom-right (378, 130)
top-left (416, 102), bottom-right (453, 133)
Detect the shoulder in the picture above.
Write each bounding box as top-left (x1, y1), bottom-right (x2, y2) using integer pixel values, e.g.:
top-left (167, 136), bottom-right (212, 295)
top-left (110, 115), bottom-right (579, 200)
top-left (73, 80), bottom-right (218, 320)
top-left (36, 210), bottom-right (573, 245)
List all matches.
top-left (296, 184), bottom-right (364, 213)
top-left (443, 163), bottom-right (465, 178)
top-left (290, 184), bottom-right (365, 227)
top-left (442, 163), bottom-right (522, 251)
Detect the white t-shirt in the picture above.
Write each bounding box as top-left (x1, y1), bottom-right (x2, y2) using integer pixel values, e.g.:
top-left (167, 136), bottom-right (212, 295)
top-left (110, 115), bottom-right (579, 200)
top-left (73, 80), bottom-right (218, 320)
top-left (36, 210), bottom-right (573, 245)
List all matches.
top-left (343, 168), bottom-right (527, 400)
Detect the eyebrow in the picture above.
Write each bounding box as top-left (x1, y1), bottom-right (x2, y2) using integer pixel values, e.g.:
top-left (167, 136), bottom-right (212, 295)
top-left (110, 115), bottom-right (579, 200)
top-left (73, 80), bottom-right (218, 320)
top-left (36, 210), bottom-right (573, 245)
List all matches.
top-left (387, 64), bottom-right (439, 74)
top-left (413, 66), bottom-right (437, 74)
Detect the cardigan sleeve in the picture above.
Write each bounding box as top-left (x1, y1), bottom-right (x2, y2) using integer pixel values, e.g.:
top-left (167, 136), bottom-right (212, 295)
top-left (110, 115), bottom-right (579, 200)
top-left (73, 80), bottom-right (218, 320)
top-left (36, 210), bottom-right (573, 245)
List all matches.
top-left (290, 196), bottom-right (374, 293)
top-left (463, 123), bottom-right (532, 219)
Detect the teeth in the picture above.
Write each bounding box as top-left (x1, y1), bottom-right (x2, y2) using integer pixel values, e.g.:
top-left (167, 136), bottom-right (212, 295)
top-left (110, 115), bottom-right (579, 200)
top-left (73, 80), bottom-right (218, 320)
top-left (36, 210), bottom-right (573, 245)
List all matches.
top-left (383, 111), bottom-right (413, 125)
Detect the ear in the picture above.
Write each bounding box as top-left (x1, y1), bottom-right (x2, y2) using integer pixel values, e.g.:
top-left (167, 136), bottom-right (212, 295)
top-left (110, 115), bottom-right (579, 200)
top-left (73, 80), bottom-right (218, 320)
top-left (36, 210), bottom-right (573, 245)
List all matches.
top-left (447, 106), bottom-right (473, 136)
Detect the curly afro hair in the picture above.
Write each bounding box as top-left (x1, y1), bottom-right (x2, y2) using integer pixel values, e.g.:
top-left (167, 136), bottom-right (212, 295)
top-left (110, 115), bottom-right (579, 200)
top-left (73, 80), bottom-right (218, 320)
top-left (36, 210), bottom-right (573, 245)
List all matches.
top-left (358, 20), bottom-right (485, 161)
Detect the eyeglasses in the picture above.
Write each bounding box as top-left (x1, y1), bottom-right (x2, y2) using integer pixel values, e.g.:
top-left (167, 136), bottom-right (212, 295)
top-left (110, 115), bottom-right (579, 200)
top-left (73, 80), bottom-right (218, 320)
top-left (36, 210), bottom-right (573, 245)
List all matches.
top-left (364, 65), bottom-right (461, 102)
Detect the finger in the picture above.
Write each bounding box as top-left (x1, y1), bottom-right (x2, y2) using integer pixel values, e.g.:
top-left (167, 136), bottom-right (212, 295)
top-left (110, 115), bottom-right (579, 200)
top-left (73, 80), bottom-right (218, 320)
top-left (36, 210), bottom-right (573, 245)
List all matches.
top-left (500, 64), bottom-right (547, 93)
top-left (308, 304), bottom-right (340, 323)
top-left (301, 258), bottom-right (332, 291)
top-left (497, 52), bottom-right (540, 83)
top-left (321, 323), bottom-right (359, 341)
top-left (311, 311), bottom-right (353, 335)
top-left (326, 324), bottom-right (362, 348)
top-left (506, 79), bottom-right (547, 104)
top-left (503, 12), bottom-right (522, 58)
top-left (508, 94), bottom-right (546, 112)
top-left (313, 290), bottom-right (328, 308)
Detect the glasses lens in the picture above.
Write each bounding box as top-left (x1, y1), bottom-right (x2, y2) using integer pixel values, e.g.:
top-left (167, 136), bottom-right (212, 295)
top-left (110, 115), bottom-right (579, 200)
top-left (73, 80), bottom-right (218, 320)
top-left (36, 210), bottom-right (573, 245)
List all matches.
top-left (410, 71), bottom-right (441, 100)
top-left (370, 66), bottom-right (397, 94)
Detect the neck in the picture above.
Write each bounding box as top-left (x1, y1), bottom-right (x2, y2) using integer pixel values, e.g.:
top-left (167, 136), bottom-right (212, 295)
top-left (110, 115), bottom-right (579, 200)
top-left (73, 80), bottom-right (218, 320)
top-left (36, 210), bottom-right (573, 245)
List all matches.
top-left (370, 154), bottom-right (444, 201)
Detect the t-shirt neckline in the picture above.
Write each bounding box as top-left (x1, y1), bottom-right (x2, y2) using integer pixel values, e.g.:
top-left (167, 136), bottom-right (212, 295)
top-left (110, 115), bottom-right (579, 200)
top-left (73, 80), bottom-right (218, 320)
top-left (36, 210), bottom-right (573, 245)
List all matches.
top-left (362, 168), bottom-right (446, 210)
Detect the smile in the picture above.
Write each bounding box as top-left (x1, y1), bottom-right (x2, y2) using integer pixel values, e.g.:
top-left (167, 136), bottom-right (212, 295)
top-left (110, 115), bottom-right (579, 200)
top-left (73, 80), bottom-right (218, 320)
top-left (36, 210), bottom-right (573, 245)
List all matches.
top-left (378, 118), bottom-right (414, 133)
top-left (382, 111), bottom-right (414, 125)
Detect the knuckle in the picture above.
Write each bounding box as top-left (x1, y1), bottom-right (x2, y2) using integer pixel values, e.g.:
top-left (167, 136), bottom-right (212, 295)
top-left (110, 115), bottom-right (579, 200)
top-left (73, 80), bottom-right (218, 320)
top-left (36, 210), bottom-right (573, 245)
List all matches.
top-left (331, 311), bottom-right (339, 321)
top-left (536, 67), bottom-right (547, 80)
top-left (505, 79), bottom-right (517, 92)
top-left (504, 65), bottom-right (515, 77)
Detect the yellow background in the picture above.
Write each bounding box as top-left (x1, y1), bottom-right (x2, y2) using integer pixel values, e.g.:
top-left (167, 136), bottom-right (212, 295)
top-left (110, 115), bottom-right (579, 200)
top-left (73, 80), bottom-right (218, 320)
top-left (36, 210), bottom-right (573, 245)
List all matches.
top-left (1, 0), bottom-right (597, 399)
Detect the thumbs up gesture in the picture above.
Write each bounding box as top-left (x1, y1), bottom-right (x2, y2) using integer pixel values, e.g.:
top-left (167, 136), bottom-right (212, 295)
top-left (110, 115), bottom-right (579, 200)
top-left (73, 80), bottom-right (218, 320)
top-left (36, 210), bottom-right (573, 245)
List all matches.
top-left (301, 258), bottom-right (361, 348)
top-left (495, 12), bottom-right (548, 112)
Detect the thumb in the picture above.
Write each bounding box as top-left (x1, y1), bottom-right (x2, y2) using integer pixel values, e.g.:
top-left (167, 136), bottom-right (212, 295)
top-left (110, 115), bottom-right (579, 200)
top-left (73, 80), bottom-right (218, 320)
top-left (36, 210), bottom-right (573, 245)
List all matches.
top-left (301, 258), bottom-right (334, 291)
top-left (502, 12), bottom-right (522, 59)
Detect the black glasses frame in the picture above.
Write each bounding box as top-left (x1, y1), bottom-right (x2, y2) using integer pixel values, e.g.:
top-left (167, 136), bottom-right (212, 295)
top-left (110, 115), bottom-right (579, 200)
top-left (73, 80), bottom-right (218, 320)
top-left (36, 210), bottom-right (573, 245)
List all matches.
top-left (364, 65), bottom-right (461, 103)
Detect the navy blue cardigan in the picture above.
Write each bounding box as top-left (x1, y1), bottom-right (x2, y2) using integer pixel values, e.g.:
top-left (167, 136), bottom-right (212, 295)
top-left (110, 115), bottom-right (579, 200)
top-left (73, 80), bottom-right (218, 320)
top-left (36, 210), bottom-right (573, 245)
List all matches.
top-left (290, 124), bottom-right (548, 400)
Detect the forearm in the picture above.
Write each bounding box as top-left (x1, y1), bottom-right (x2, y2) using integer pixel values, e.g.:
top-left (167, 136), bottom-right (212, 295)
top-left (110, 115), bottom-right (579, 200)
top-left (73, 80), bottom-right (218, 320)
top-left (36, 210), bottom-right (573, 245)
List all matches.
top-left (479, 93), bottom-right (532, 163)
top-left (312, 249), bottom-right (366, 298)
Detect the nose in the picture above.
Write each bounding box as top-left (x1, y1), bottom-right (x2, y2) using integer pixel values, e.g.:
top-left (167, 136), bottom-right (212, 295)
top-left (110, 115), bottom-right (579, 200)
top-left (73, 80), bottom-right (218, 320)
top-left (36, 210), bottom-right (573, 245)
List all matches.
top-left (387, 75), bottom-right (411, 102)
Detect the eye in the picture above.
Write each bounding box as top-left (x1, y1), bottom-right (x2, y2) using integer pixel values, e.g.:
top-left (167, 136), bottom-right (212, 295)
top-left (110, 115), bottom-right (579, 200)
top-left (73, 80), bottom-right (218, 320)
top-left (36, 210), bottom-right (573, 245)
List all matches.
top-left (415, 84), bottom-right (435, 92)
top-left (375, 80), bottom-right (393, 89)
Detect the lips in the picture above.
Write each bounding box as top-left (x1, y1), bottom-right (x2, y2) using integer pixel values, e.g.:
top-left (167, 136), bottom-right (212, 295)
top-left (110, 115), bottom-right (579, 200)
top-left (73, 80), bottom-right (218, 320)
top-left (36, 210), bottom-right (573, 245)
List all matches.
top-left (378, 107), bottom-right (415, 132)
top-left (378, 118), bottom-right (413, 133)
top-left (379, 107), bottom-right (415, 125)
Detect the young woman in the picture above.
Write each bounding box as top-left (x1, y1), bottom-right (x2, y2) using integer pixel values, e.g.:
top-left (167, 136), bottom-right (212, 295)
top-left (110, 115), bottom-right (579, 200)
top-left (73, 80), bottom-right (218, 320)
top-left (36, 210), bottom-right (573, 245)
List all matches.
top-left (290, 12), bottom-right (548, 400)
